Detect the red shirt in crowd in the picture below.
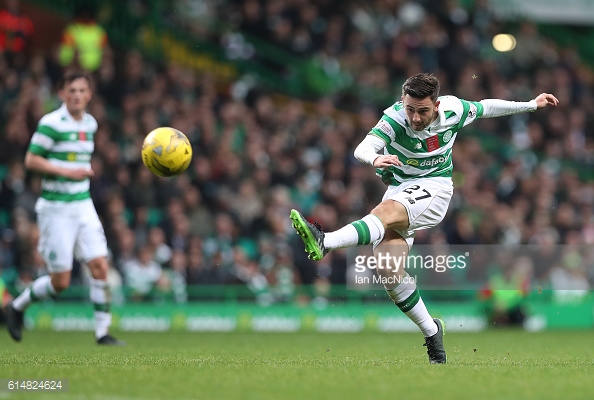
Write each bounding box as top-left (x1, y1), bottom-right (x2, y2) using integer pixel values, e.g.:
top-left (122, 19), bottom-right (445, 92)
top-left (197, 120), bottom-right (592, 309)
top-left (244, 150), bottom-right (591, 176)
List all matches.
top-left (0, 7), bottom-right (34, 53)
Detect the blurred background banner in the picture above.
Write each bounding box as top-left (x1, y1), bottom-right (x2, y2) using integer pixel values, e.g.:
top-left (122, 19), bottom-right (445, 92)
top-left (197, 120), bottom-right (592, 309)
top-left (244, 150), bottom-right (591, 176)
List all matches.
top-left (489, 0), bottom-right (594, 25)
top-left (1, 0), bottom-right (594, 333)
top-left (23, 299), bottom-right (594, 333)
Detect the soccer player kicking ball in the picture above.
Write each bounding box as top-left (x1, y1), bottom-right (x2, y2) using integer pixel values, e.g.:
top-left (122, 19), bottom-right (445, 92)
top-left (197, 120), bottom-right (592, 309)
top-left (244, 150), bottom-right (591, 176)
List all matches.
top-left (291, 73), bottom-right (558, 364)
top-left (4, 70), bottom-right (124, 346)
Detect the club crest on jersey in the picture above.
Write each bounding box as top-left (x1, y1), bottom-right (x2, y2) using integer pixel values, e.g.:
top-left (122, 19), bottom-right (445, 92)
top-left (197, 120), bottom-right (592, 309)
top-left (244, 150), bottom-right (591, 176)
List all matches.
top-left (443, 130), bottom-right (453, 143)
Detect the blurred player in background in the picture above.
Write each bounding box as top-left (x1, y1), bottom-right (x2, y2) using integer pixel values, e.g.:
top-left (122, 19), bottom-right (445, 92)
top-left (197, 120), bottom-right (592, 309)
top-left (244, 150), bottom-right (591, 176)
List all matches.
top-left (291, 73), bottom-right (558, 364)
top-left (59, 3), bottom-right (108, 72)
top-left (3, 70), bottom-right (124, 346)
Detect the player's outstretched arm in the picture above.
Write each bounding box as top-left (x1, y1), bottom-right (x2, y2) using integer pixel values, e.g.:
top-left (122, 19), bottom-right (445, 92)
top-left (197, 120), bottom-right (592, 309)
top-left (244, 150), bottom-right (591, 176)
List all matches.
top-left (25, 152), bottom-right (94, 181)
top-left (478, 93), bottom-right (558, 119)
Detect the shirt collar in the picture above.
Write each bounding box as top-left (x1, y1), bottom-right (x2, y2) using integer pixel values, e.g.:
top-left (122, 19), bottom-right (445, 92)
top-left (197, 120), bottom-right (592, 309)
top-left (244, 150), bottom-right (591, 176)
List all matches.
top-left (60, 103), bottom-right (86, 122)
top-left (433, 107), bottom-right (445, 128)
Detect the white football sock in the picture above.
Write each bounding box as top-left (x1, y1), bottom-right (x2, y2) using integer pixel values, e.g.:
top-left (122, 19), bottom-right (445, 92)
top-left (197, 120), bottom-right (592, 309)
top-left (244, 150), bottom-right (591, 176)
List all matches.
top-left (324, 214), bottom-right (385, 249)
top-left (385, 275), bottom-right (438, 337)
top-left (94, 311), bottom-right (112, 339)
top-left (90, 279), bottom-right (112, 339)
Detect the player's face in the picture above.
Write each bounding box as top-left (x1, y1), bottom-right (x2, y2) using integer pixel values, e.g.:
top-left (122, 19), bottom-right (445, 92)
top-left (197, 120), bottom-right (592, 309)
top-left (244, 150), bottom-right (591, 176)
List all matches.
top-left (403, 94), bottom-right (439, 131)
top-left (59, 78), bottom-right (92, 119)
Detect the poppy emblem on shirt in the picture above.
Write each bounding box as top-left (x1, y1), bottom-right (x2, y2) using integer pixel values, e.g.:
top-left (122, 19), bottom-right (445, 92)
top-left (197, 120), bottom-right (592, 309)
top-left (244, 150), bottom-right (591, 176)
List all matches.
top-left (78, 131), bottom-right (87, 141)
top-left (425, 135), bottom-right (440, 152)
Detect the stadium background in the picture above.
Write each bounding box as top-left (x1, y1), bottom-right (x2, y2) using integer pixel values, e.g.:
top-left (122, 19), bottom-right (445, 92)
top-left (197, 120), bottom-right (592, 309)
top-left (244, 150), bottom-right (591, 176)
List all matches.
top-left (1, 0), bottom-right (594, 333)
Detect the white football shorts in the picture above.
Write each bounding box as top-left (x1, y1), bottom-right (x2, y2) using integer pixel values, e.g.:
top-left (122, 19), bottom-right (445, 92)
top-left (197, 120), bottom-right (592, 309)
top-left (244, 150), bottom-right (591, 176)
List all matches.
top-left (36, 198), bottom-right (108, 273)
top-left (375, 177), bottom-right (453, 249)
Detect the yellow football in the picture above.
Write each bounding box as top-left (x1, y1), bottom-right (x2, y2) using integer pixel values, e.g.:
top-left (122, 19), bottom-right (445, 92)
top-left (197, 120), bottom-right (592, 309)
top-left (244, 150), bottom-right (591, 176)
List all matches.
top-left (141, 127), bottom-right (193, 177)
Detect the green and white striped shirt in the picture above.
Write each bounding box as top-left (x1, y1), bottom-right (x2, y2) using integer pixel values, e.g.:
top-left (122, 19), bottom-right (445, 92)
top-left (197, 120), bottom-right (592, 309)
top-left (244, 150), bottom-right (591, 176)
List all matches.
top-left (28, 104), bottom-right (97, 202)
top-left (369, 95), bottom-right (483, 185)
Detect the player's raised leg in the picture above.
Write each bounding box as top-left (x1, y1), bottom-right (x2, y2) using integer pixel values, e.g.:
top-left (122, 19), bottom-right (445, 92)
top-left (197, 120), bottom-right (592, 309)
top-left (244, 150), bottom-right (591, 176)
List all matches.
top-left (6, 271), bottom-right (67, 342)
top-left (289, 209), bottom-right (388, 261)
top-left (4, 212), bottom-right (76, 342)
top-left (290, 181), bottom-right (421, 260)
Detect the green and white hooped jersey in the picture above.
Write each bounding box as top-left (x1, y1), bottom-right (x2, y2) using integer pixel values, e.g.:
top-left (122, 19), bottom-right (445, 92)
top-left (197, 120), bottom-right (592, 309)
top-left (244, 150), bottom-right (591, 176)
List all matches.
top-left (369, 95), bottom-right (483, 186)
top-left (28, 104), bottom-right (97, 202)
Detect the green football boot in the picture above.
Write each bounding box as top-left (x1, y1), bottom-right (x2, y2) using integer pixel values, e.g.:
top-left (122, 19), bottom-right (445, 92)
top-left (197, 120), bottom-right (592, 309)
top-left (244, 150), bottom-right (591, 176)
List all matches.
top-left (290, 209), bottom-right (328, 261)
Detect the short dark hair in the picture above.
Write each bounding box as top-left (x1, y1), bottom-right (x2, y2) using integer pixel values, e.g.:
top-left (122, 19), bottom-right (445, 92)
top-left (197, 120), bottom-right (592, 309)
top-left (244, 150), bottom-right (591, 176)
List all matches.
top-left (74, 3), bottom-right (98, 20)
top-left (402, 73), bottom-right (440, 102)
top-left (58, 70), bottom-right (93, 90)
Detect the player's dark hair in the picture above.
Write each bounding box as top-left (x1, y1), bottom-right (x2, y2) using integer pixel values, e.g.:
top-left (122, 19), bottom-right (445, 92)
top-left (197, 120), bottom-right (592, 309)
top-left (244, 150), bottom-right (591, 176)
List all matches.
top-left (402, 73), bottom-right (440, 102)
top-left (74, 3), bottom-right (98, 20)
top-left (58, 70), bottom-right (93, 90)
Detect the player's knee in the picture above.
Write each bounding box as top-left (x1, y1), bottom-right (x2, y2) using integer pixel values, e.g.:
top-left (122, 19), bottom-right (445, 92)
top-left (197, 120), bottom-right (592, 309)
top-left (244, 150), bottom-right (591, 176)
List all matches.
top-left (50, 274), bottom-right (71, 292)
top-left (370, 202), bottom-right (390, 224)
top-left (87, 257), bottom-right (109, 279)
top-left (371, 200), bottom-right (409, 231)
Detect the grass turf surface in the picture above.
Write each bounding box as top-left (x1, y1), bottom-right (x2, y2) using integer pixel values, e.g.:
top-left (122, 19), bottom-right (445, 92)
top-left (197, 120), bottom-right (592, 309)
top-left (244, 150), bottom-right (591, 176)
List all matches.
top-left (1, 330), bottom-right (593, 400)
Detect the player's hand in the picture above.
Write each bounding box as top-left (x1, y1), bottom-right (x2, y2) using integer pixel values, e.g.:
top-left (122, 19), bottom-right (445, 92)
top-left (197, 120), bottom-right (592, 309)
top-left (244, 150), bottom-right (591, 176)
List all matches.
top-left (63, 168), bottom-right (94, 181)
top-left (534, 93), bottom-right (559, 108)
top-left (373, 155), bottom-right (403, 168)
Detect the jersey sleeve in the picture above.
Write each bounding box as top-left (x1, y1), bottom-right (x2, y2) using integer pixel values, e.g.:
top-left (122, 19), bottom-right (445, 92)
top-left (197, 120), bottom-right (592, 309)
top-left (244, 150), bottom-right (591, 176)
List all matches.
top-left (89, 115), bottom-right (99, 134)
top-left (478, 99), bottom-right (537, 118)
top-left (369, 117), bottom-right (396, 145)
top-left (455, 98), bottom-right (484, 130)
top-left (28, 120), bottom-right (58, 157)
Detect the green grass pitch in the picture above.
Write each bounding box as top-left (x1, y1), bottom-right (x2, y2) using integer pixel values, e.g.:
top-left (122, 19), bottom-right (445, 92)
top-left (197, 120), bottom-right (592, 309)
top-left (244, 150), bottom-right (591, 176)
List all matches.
top-left (1, 330), bottom-right (593, 400)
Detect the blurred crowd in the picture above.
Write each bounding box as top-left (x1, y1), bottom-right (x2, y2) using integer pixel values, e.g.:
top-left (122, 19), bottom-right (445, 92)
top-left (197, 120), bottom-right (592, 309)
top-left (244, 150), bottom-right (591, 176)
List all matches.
top-left (1, 0), bottom-right (593, 304)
